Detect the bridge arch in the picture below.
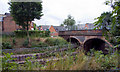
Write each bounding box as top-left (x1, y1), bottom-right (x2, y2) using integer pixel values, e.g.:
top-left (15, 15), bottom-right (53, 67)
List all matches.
top-left (67, 36), bottom-right (82, 46)
top-left (83, 38), bottom-right (105, 53)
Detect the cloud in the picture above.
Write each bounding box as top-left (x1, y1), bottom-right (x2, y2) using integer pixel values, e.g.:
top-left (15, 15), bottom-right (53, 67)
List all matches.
top-left (0, 0), bottom-right (10, 14)
top-left (0, 0), bottom-right (111, 26)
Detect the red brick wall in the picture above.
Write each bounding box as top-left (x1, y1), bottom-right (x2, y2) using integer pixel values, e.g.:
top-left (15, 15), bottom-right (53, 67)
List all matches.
top-left (2, 16), bottom-right (33, 32)
top-left (2, 16), bottom-right (19, 32)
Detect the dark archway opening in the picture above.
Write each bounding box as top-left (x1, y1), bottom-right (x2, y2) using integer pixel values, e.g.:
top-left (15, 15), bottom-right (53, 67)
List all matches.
top-left (84, 38), bottom-right (105, 53)
top-left (67, 38), bottom-right (81, 46)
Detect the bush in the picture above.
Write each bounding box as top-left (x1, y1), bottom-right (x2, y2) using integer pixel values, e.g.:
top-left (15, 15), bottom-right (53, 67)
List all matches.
top-left (23, 39), bottom-right (29, 47)
top-left (12, 37), bottom-right (16, 45)
top-left (38, 42), bottom-right (48, 47)
top-left (2, 42), bottom-right (12, 49)
top-left (45, 37), bottom-right (68, 46)
top-left (31, 42), bottom-right (48, 48)
top-left (14, 30), bottom-right (50, 37)
top-left (2, 53), bottom-right (18, 70)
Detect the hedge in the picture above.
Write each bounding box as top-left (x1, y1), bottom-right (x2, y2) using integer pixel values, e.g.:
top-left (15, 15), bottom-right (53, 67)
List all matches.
top-left (14, 30), bottom-right (50, 37)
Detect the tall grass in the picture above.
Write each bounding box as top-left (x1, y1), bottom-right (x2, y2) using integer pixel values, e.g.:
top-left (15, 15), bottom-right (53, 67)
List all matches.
top-left (2, 41), bottom-right (119, 71)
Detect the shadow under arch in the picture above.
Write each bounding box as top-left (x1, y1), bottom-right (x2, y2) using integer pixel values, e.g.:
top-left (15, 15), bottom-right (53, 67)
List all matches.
top-left (67, 37), bottom-right (81, 46)
top-left (83, 38), bottom-right (105, 53)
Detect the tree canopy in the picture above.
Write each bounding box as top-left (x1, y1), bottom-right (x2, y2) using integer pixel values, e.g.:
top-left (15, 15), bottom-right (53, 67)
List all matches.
top-left (62, 15), bottom-right (76, 30)
top-left (9, 2), bottom-right (43, 30)
top-left (94, 0), bottom-right (120, 46)
top-left (9, 1), bottom-right (43, 43)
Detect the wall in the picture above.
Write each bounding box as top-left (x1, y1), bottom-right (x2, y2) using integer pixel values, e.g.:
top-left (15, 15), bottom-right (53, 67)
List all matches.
top-left (2, 16), bottom-right (20, 32)
top-left (49, 25), bottom-right (58, 36)
top-left (2, 15), bottom-right (34, 33)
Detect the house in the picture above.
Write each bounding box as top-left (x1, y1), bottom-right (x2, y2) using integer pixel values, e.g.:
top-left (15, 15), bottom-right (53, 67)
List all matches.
top-left (38, 25), bottom-right (58, 36)
top-left (1, 13), bottom-right (35, 34)
top-left (53, 26), bottom-right (66, 32)
top-left (77, 23), bottom-right (96, 30)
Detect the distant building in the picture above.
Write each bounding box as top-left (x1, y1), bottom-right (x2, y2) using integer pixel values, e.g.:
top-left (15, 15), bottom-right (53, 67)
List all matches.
top-left (38, 25), bottom-right (58, 36)
top-left (53, 26), bottom-right (66, 32)
top-left (37, 25), bottom-right (66, 36)
top-left (1, 13), bottom-right (35, 34)
top-left (77, 23), bottom-right (96, 30)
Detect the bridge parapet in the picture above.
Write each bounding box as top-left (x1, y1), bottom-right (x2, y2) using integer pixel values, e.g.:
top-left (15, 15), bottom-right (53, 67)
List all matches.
top-left (59, 29), bottom-right (102, 36)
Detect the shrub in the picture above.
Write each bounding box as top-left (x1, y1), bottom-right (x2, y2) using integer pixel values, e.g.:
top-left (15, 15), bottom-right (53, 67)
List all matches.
top-left (14, 30), bottom-right (50, 37)
top-left (12, 37), bottom-right (16, 45)
top-left (45, 37), bottom-right (68, 46)
top-left (23, 39), bottom-right (29, 47)
top-left (31, 42), bottom-right (48, 48)
top-left (2, 42), bottom-right (12, 49)
top-left (38, 42), bottom-right (48, 47)
top-left (87, 48), bottom-right (119, 70)
top-left (2, 53), bottom-right (18, 70)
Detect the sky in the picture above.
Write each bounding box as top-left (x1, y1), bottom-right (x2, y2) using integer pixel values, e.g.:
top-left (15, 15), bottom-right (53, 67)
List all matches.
top-left (0, 0), bottom-right (111, 26)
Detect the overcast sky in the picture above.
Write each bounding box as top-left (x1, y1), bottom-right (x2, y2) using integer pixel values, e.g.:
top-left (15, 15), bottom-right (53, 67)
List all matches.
top-left (0, 0), bottom-right (111, 26)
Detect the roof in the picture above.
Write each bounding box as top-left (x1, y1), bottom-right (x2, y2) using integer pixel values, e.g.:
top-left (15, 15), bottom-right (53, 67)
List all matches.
top-left (53, 26), bottom-right (66, 32)
top-left (40, 25), bottom-right (51, 30)
top-left (77, 23), bottom-right (96, 30)
top-left (5, 13), bottom-right (11, 16)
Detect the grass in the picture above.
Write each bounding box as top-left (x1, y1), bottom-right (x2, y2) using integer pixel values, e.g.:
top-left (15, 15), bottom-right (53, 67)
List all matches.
top-left (2, 36), bottom-right (70, 55)
top-left (2, 48), bottom-right (119, 70)
top-left (10, 50), bottom-right (118, 70)
top-left (2, 36), bottom-right (67, 48)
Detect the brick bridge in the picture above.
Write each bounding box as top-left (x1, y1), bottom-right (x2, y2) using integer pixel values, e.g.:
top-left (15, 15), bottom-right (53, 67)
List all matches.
top-left (59, 29), bottom-right (113, 53)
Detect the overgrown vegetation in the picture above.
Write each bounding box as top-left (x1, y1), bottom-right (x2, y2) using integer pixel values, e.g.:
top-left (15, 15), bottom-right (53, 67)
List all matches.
top-left (2, 48), bottom-right (119, 70)
top-left (94, 0), bottom-right (120, 47)
top-left (45, 37), bottom-right (68, 46)
top-left (9, 1), bottom-right (43, 44)
top-left (2, 37), bottom-right (69, 55)
top-left (2, 42), bottom-right (12, 49)
top-left (2, 36), bottom-right (63, 49)
top-left (14, 30), bottom-right (50, 38)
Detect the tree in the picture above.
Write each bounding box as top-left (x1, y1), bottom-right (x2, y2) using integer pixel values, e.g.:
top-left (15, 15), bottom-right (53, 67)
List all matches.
top-left (33, 23), bottom-right (37, 30)
top-left (60, 24), bottom-right (64, 26)
top-left (94, 0), bottom-right (120, 46)
top-left (62, 15), bottom-right (76, 30)
top-left (9, 2), bottom-right (43, 43)
top-left (94, 12), bottom-right (112, 38)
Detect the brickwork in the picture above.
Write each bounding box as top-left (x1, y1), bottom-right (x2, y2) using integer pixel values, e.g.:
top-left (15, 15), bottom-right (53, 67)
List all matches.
top-left (59, 30), bottom-right (113, 51)
top-left (49, 26), bottom-right (58, 36)
top-left (2, 16), bottom-right (19, 32)
top-left (2, 15), bottom-right (34, 33)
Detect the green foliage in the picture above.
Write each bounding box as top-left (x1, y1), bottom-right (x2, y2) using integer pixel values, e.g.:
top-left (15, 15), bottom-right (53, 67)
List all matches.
top-left (94, 0), bottom-right (120, 46)
top-left (14, 30), bottom-right (50, 37)
top-left (87, 48), bottom-right (119, 70)
top-left (24, 57), bottom-right (33, 70)
top-left (62, 15), bottom-right (76, 30)
top-left (9, 2), bottom-right (43, 30)
top-left (2, 48), bottom-right (119, 70)
top-left (9, 2), bottom-right (43, 44)
top-left (2, 53), bottom-right (18, 70)
top-left (12, 37), bottom-right (16, 45)
top-left (23, 38), bottom-right (29, 47)
top-left (38, 42), bottom-right (48, 47)
top-left (2, 42), bottom-right (12, 49)
top-left (60, 24), bottom-right (64, 26)
top-left (33, 23), bottom-right (37, 30)
top-left (45, 37), bottom-right (68, 46)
